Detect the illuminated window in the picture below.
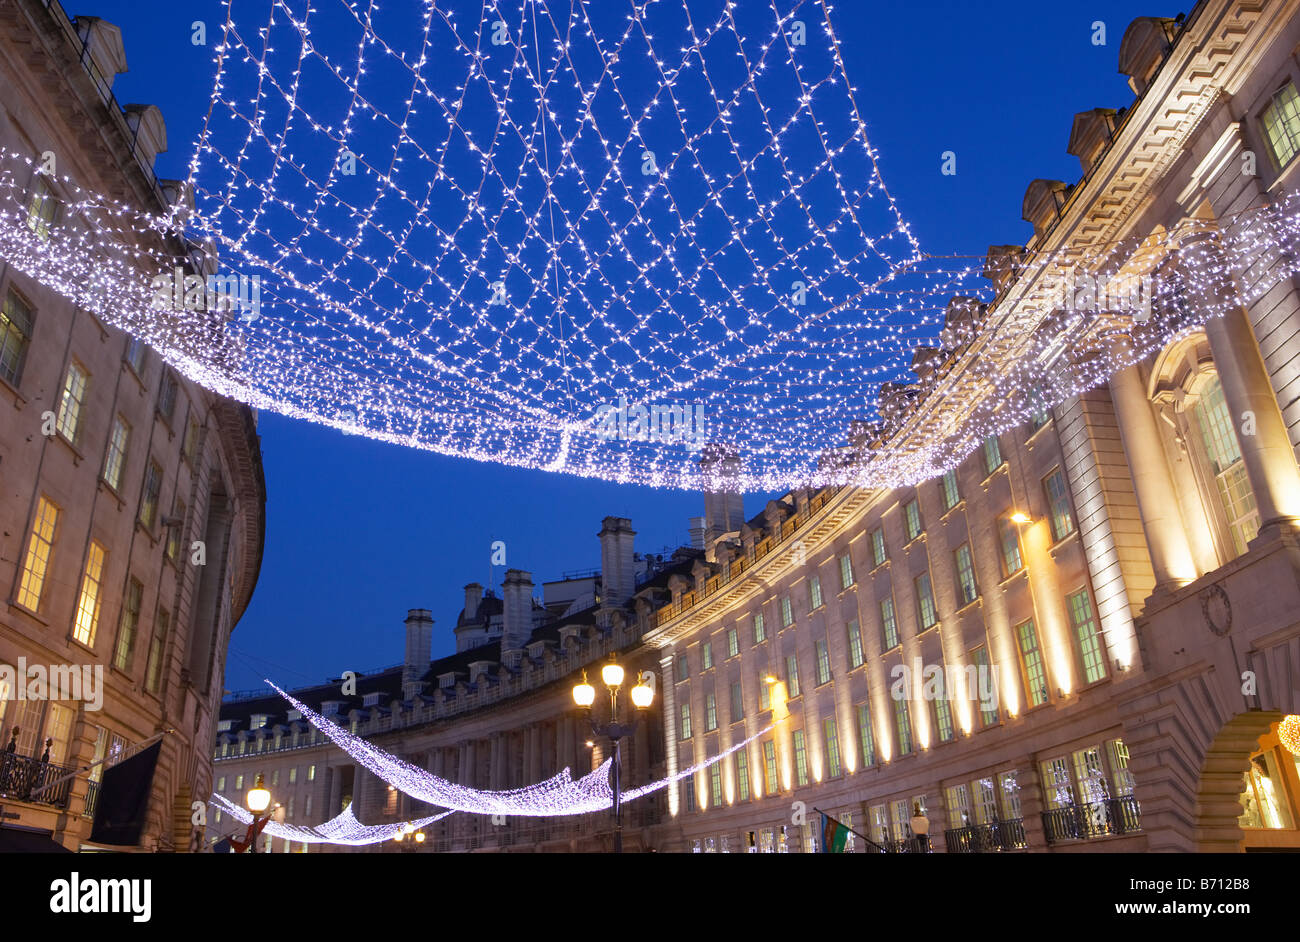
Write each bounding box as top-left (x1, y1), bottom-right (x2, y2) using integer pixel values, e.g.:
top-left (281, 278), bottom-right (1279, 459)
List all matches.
top-left (56, 361), bottom-right (88, 443)
top-left (954, 543), bottom-right (977, 606)
top-left (941, 469), bottom-right (959, 511)
top-left (999, 771), bottom-right (1023, 819)
top-left (973, 777), bottom-right (999, 825)
top-left (26, 176), bottom-right (58, 239)
top-left (759, 672), bottom-right (771, 711)
top-left (679, 703), bottom-right (692, 740)
top-left (736, 749), bottom-right (750, 801)
top-left (103, 416), bottom-right (130, 491)
top-left (113, 578), bottom-right (143, 670)
top-left (998, 515), bottom-right (1024, 577)
top-left (933, 683), bottom-right (954, 742)
top-left (808, 574), bottom-right (823, 611)
top-left (1261, 81), bottom-right (1300, 168)
top-left (145, 608), bottom-right (170, 694)
top-left (785, 653), bottom-right (800, 698)
top-left (17, 497), bottom-right (59, 611)
top-left (880, 596), bottom-right (899, 650)
top-left (705, 692), bottom-right (717, 731)
top-left (140, 461), bottom-right (163, 529)
top-left (1015, 619), bottom-right (1049, 708)
top-left (183, 416), bottom-right (200, 461)
top-left (45, 703), bottom-right (74, 766)
top-left (73, 541), bottom-right (108, 646)
top-left (675, 652), bottom-right (688, 680)
top-left (982, 435), bottom-right (1003, 475)
top-left (914, 571), bottom-right (937, 630)
top-left (1190, 376), bottom-right (1259, 556)
top-left (870, 528), bottom-right (886, 567)
top-left (946, 783), bottom-right (972, 829)
top-left (1238, 746), bottom-right (1295, 829)
top-left (752, 612), bottom-right (766, 644)
top-left (904, 499), bottom-right (922, 541)
top-left (762, 741), bottom-right (779, 795)
top-left (815, 639), bottom-right (831, 686)
top-left (823, 717), bottom-right (841, 778)
top-left (847, 619), bottom-right (864, 669)
top-left (1043, 469), bottom-right (1075, 541)
top-left (726, 627), bottom-right (739, 658)
top-left (780, 596), bottom-right (793, 628)
top-left (856, 703), bottom-right (875, 766)
top-left (710, 761), bottom-right (723, 807)
top-left (971, 646), bottom-right (999, 726)
top-left (702, 641), bottom-right (713, 670)
top-left (893, 698), bottom-right (912, 755)
top-left (793, 729), bottom-right (809, 786)
top-left (166, 500), bottom-right (186, 562)
top-left (838, 553), bottom-right (854, 590)
top-left (289, 767), bottom-right (298, 784)
top-left (1067, 589), bottom-right (1107, 684)
top-left (0, 288), bottom-right (35, 387)
top-left (1039, 757), bottom-right (1074, 809)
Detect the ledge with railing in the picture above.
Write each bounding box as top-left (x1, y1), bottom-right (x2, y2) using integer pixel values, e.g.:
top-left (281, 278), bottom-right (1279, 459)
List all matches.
top-left (943, 818), bottom-right (1028, 853)
top-left (0, 752), bottom-right (77, 809)
top-left (1041, 796), bottom-right (1141, 844)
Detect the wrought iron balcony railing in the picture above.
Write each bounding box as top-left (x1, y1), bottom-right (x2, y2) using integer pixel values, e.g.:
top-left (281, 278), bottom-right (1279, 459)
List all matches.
top-left (0, 752), bottom-right (76, 809)
top-left (1041, 796), bottom-right (1141, 844)
top-left (942, 818), bottom-right (1028, 852)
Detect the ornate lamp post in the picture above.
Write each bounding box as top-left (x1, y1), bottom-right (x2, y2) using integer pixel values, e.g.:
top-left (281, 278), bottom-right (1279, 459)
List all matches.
top-left (230, 773), bottom-right (276, 853)
top-left (910, 802), bottom-right (931, 853)
top-left (573, 657), bottom-right (655, 853)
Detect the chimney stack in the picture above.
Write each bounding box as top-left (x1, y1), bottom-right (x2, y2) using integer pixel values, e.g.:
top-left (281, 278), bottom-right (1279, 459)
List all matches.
top-left (598, 517), bottom-right (637, 609)
top-left (701, 445), bottom-right (744, 542)
top-left (689, 516), bottom-right (707, 549)
top-left (463, 583), bottom-right (482, 622)
top-left (402, 609), bottom-right (434, 698)
top-left (501, 570), bottom-right (535, 651)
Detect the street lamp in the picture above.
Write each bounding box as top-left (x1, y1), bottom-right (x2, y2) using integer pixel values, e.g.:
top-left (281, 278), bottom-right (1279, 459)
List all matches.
top-left (573, 657), bottom-right (655, 853)
top-left (910, 802), bottom-right (931, 853)
top-left (229, 773), bottom-right (274, 853)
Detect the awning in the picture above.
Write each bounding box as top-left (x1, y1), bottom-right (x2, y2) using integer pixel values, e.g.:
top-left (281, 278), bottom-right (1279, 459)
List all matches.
top-left (0, 825), bottom-right (73, 853)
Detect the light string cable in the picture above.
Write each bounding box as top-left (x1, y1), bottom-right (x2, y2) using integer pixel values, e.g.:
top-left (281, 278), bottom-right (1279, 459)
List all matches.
top-left (209, 791), bottom-right (454, 845)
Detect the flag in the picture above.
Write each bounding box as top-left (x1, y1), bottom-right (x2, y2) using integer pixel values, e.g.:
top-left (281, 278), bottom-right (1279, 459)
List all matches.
top-left (820, 812), bottom-right (849, 853)
top-left (89, 741), bottom-right (162, 846)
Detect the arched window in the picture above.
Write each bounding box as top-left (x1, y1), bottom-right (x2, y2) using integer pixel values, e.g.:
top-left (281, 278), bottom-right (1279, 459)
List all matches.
top-left (1185, 374), bottom-right (1259, 555)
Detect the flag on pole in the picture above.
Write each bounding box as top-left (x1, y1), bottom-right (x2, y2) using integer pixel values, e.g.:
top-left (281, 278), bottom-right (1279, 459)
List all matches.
top-left (820, 812), bottom-right (849, 853)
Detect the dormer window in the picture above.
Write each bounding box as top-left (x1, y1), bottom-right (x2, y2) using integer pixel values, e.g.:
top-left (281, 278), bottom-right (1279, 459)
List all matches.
top-left (217, 719), bottom-right (234, 733)
top-left (250, 714), bottom-right (268, 729)
top-left (363, 692), bottom-right (381, 707)
top-left (1261, 82), bottom-right (1300, 170)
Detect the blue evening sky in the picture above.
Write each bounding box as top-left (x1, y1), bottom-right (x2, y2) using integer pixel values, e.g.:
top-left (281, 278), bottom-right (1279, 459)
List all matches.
top-left (86, 0), bottom-right (1156, 691)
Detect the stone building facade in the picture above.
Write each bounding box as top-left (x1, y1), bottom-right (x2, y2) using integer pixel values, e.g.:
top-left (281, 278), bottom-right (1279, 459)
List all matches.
top-left (0, 1), bottom-right (266, 850)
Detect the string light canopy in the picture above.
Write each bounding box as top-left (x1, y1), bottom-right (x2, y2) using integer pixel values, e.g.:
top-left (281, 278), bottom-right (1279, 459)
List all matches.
top-left (209, 791), bottom-right (452, 845)
top-left (271, 681), bottom-right (771, 815)
top-left (4, 1), bottom-right (1300, 488)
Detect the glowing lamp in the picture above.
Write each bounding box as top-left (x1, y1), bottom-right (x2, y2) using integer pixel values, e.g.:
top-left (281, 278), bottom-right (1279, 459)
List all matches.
top-left (601, 662), bottom-right (625, 688)
top-left (1280, 715), bottom-right (1300, 757)
top-left (414, 831), bottom-right (426, 843)
top-left (245, 773), bottom-right (271, 814)
top-left (631, 679), bottom-right (654, 709)
top-left (572, 670), bottom-right (596, 707)
top-left (1009, 512), bottom-right (1032, 525)
top-left (763, 674), bottom-right (778, 685)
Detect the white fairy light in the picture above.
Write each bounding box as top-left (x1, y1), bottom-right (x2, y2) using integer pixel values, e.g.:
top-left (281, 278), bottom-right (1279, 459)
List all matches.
top-left (209, 791), bottom-right (452, 846)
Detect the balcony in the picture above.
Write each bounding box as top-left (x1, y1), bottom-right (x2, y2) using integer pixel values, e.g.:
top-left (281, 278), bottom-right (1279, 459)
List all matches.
top-left (0, 752), bottom-right (76, 809)
top-left (1041, 796), bottom-right (1141, 844)
top-left (943, 818), bottom-right (1028, 852)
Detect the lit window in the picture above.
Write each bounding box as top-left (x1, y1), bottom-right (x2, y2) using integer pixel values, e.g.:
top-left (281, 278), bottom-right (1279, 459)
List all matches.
top-left (736, 749), bottom-right (751, 801)
top-left (946, 783), bottom-right (972, 829)
top-left (983, 435), bottom-right (1003, 475)
top-left (0, 288), bottom-right (35, 387)
top-left (815, 639), bottom-right (831, 686)
top-left (856, 703), bottom-right (875, 766)
top-left (971, 646), bottom-right (999, 726)
top-left (1040, 757), bottom-right (1074, 809)
top-left (710, 761), bottom-right (723, 807)
top-left (752, 612), bottom-right (766, 644)
top-left (870, 528), bottom-right (887, 567)
top-left (954, 543), bottom-right (977, 606)
top-left (1043, 469), bottom-right (1075, 541)
top-left (780, 596), bottom-right (793, 628)
top-left (880, 596), bottom-right (899, 650)
top-left (893, 698), bottom-right (912, 755)
top-left (675, 652), bottom-right (688, 680)
top-left (702, 641), bottom-right (713, 670)
top-left (838, 553), bottom-right (854, 590)
top-left (999, 771), bottom-right (1022, 820)
top-left (183, 416), bottom-right (200, 460)
top-left (914, 571), bottom-right (937, 630)
top-left (1237, 746), bottom-right (1294, 829)
top-left (103, 416), bottom-right (130, 491)
top-left (680, 703), bottom-right (692, 740)
top-left (904, 499), bottom-right (922, 541)
top-left (941, 469), bottom-right (960, 511)
top-left (26, 176), bottom-right (58, 239)
top-left (1190, 376), bottom-right (1259, 556)
top-left (1067, 589), bottom-right (1107, 684)
top-left (823, 717), bottom-right (841, 778)
top-left (705, 692), bottom-right (718, 731)
top-left (785, 654), bottom-right (800, 698)
top-left (808, 574), bottom-right (823, 611)
top-left (114, 578), bottom-right (143, 670)
top-left (1261, 82), bottom-right (1300, 168)
top-left (998, 515), bottom-right (1024, 577)
top-left (793, 729), bottom-right (809, 786)
top-left (847, 619), bottom-right (864, 668)
top-left (1016, 619), bottom-right (1049, 708)
top-left (166, 500), bottom-right (186, 562)
top-left (56, 362), bottom-right (88, 443)
top-left (289, 767), bottom-right (298, 784)
top-left (759, 672), bottom-right (771, 711)
top-left (726, 627), bottom-right (739, 658)
top-left (140, 461), bottom-right (163, 529)
top-left (933, 683), bottom-right (954, 742)
top-left (17, 496), bottom-right (59, 611)
top-left (73, 541), bottom-right (108, 646)
top-left (145, 608), bottom-right (170, 694)
top-left (762, 741), bottom-right (779, 795)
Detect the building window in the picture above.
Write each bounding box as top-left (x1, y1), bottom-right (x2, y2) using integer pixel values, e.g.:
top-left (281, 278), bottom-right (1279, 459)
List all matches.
top-left (26, 176), bottom-right (59, 239)
top-left (998, 515), bottom-right (1024, 576)
top-left (982, 434), bottom-right (1003, 475)
top-left (1030, 409), bottom-right (1050, 433)
top-left (140, 461), bottom-right (163, 530)
top-left (891, 799), bottom-right (913, 843)
top-left (1107, 740), bottom-right (1136, 797)
top-left (880, 596), bottom-right (899, 650)
top-left (946, 783), bottom-right (972, 829)
top-left (856, 703), bottom-right (875, 766)
top-left (759, 672), bottom-right (771, 711)
top-left (933, 684), bottom-right (954, 742)
top-left (753, 611), bottom-right (766, 644)
top-left (730, 681), bottom-right (744, 721)
top-left (762, 741), bottom-right (779, 795)
top-left (808, 574), bottom-right (823, 611)
top-left (705, 692), bottom-right (718, 731)
top-left (114, 578), bottom-right (143, 670)
top-left (289, 767), bottom-right (298, 784)
top-left (785, 653), bottom-right (800, 699)
top-left (18, 496), bottom-right (60, 611)
top-left (675, 652), bottom-right (688, 681)
top-left (793, 729), bottom-right (809, 786)
top-left (1067, 589), bottom-right (1107, 684)
top-left (904, 498), bottom-right (922, 541)
top-left (73, 541), bottom-right (108, 646)
top-left (914, 571), bottom-right (937, 630)
top-left (736, 748), bottom-right (751, 801)
top-left (838, 553), bottom-right (854, 590)
top-left (824, 718), bottom-right (842, 778)
top-left (870, 527), bottom-right (887, 567)
top-left (954, 543), bottom-right (977, 606)
top-left (158, 371), bottom-right (178, 423)
top-left (679, 703), bottom-right (692, 740)
top-left (1043, 469), bottom-right (1075, 541)
top-left (780, 596), bottom-right (793, 628)
top-left (166, 500), bottom-right (186, 562)
top-left (1238, 746), bottom-right (1295, 829)
top-left (1261, 81), bottom-right (1300, 168)
top-left (1041, 757), bottom-right (1075, 809)
top-left (702, 641), bottom-right (713, 670)
top-left (1015, 619), bottom-right (1049, 708)
top-left (973, 777), bottom-right (999, 825)
top-left (125, 336), bottom-right (148, 376)
top-left (726, 627), bottom-right (739, 658)
top-left (893, 698), bottom-right (912, 755)
top-left (941, 469), bottom-right (960, 511)
top-left (56, 361), bottom-right (89, 444)
top-left (971, 646), bottom-right (998, 726)
top-left (683, 778), bottom-right (696, 812)
top-left (1190, 375), bottom-right (1259, 556)
top-left (709, 761), bottom-right (723, 807)
top-left (1000, 771), bottom-right (1023, 819)
top-left (0, 288), bottom-right (34, 387)
top-left (847, 619), bottom-right (864, 668)
top-left (145, 608), bottom-right (170, 694)
top-left (815, 639), bottom-right (831, 686)
top-left (103, 416), bottom-right (130, 491)
top-left (183, 416), bottom-right (201, 461)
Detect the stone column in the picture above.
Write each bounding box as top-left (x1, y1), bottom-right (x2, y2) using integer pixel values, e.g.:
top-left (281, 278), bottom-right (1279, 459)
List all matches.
top-left (1108, 365), bottom-right (1199, 587)
top-left (659, 653), bottom-right (679, 816)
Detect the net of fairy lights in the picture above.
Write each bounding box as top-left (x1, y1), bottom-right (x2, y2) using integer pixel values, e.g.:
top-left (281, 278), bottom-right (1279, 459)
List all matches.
top-left (209, 791), bottom-right (452, 845)
top-left (3, 0), bottom-right (1300, 489)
